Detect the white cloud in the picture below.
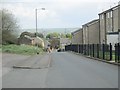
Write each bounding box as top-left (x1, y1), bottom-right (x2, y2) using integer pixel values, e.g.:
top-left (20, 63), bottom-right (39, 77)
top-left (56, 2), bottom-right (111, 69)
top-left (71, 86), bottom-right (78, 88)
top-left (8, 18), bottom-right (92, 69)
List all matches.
top-left (1, 0), bottom-right (119, 29)
top-left (2, 3), bottom-right (58, 19)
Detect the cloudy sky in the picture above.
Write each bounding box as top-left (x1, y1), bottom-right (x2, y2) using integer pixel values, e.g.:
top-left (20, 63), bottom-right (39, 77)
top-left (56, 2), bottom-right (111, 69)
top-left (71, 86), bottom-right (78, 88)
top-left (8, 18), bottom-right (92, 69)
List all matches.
top-left (1, 0), bottom-right (119, 30)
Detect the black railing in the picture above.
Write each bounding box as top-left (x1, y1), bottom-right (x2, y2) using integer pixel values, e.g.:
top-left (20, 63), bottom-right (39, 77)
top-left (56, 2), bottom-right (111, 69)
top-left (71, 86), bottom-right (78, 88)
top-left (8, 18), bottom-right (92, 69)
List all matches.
top-left (65, 43), bottom-right (120, 63)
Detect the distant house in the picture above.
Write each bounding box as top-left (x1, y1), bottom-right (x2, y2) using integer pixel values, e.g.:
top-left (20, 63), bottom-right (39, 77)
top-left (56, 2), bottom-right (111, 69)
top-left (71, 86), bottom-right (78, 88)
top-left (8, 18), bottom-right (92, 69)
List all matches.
top-left (18, 35), bottom-right (32, 45)
top-left (44, 40), bottom-right (50, 49)
top-left (60, 38), bottom-right (71, 49)
top-left (71, 19), bottom-right (100, 45)
top-left (18, 35), bottom-right (44, 48)
top-left (71, 28), bottom-right (83, 44)
top-left (50, 37), bottom-right (60, 49)
top-left (99, 4), bottom-right (120, 44)
top-left (31, 37), bottom-right (44, 48)
top-left (82, 19), bottom-right (100, 44)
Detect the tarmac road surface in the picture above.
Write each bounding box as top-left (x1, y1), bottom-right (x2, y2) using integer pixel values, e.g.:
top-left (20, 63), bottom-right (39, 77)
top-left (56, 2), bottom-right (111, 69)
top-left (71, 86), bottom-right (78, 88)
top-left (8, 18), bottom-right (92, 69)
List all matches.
top-left (2, 52), bottom-right (118, 88)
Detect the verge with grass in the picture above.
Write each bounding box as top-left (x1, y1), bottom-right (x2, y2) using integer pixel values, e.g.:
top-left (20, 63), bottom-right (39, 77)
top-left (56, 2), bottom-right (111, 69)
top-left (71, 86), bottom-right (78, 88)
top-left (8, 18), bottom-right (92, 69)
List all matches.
top-left (0, 45), bottom-right (2, 52)
top-left (2, 44), bottom-right (44, 55)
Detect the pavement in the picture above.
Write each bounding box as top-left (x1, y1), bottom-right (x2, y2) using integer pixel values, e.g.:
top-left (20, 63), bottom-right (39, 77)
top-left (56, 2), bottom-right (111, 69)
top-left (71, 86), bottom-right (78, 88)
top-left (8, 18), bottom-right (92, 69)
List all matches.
top-left (13, 54), bottom-right (51, 69)
top-left (2, 52), bottom-right (119, 88)
top-left (2, 53), bottom-right (30, 76)
top-left (1, 53), bottom-right (31, 89)
top-left (2, 53), bottom-right (51, 88)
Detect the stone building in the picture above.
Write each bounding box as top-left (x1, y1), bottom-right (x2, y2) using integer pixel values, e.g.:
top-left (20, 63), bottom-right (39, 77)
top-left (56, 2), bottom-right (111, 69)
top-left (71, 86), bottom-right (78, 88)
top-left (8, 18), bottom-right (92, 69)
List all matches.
top-left (18, 35), bottom-right (44, 48)
top-left (82, 19), bottom-right (100, 44)
top-left (71, 28), bottom-right (83, 44)
top-left (60, 38), bottom-right (71, 49)
top-left (99, 4), bottom-right (120, 44)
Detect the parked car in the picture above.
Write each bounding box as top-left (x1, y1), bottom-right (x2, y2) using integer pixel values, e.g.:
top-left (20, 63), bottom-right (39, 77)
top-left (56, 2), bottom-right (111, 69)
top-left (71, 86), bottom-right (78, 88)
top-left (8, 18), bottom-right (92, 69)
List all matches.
top-left (57, 48), bottom-right (65, 52)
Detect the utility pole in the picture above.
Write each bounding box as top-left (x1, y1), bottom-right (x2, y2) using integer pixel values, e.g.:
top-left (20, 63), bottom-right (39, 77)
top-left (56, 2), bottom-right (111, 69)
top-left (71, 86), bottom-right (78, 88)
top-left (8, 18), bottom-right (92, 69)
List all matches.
top-left (35, 8), bottom-right (45, 38)
top-left (35, 8), bottom-right (45, 54)
top-left (35, 9), bottom-right (38, 37)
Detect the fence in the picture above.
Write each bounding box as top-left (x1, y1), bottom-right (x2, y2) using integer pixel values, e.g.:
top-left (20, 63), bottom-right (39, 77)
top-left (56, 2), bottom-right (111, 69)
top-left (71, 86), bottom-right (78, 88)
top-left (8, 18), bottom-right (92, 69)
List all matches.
top-left (65, 43), bottom-right (120, 63)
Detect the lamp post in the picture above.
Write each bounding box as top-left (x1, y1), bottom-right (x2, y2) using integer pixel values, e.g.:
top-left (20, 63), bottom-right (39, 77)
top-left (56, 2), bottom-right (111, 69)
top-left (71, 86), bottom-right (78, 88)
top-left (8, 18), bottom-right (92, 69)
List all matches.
top-left (35, 8), bottom-right (45, 38)
top-left (35, 8), bottom-right (45, 54)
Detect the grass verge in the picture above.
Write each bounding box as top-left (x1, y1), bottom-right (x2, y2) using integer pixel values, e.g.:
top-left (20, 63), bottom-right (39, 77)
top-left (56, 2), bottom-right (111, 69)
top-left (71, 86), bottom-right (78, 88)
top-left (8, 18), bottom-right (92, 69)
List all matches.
top-left (2, 44), bottom-right (44, 55)
top-left (0, 44), bottom-right (2, 52)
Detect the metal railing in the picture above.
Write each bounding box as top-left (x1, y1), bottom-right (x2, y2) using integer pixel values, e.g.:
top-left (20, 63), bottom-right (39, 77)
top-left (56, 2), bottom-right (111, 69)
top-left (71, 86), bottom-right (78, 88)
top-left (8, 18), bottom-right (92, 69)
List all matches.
top-left (65, 43), bottom-right (120, 63)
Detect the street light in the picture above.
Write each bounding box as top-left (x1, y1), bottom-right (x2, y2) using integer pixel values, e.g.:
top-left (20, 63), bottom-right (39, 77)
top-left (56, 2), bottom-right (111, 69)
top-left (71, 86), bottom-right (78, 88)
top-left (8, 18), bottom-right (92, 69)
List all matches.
top-left (35, 8), bottom-right (45, 54)
top-left (35, 8), bottom-right (45, 37)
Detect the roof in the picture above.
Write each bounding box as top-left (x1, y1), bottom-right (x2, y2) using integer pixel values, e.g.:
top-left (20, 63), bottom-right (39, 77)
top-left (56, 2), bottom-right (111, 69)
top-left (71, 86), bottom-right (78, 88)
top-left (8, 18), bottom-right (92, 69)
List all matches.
top-left (82, 19), bottom-right (99, 27)
top-left (71, 28), bottom-right (83, 35)
top-left (98, 4), bottom-right (120, 15)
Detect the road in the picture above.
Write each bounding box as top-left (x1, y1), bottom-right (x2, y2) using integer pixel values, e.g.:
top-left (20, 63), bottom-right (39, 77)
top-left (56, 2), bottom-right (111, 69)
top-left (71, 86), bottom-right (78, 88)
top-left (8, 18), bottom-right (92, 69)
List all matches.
top-left (2, 52), bottom-right (118, 88)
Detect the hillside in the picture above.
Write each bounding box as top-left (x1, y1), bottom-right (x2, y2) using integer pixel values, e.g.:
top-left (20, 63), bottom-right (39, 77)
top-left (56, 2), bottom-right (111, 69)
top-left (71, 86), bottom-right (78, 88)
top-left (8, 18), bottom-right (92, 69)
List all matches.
top-left (19, 28), bottom-right (79, 35)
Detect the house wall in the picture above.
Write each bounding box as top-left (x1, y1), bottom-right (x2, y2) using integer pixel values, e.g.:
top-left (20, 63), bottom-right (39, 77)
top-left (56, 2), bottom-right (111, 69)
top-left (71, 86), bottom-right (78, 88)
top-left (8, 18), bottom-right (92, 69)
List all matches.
top-left (82, 19), bottom-right (100, 44)
top-left (99, 5), bottom-right (119, 44)
top-left (71, 28), bottom-right (83, 44)
top-left (79, 29), bottom-right (83, 44)
top-left (113, 8), bottom-right (118, 32)
top-left (60, 38), bottom-right (71, 49)
top-left (106, 11), bottom-right (113, 32)
top-left (99, 14), bottom-right (106, 44)
top-left (88, 20), bottom-right (100, 44)
top-left (83, 25), bottom-right (88, 44)
top-left (118, 5), bottom-right (120, 31)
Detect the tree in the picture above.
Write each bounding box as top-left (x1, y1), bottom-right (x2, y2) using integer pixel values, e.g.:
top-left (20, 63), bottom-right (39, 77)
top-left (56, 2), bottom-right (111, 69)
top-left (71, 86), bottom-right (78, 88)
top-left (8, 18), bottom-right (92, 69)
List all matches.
top-left (60, 33), bottom-right (66, 38)
top-left (46, 32), bottom-right (60, 39)
top-left (34, 32), bottom-right (44, 38)
top-left (1, 9), bottom-right (19, 44)
top-left (66, 33), bottom-right (72, 39)
top-left (0, 11), bottom-right (2, 44)
top-left (49, 38), bottom-right (60, 49)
